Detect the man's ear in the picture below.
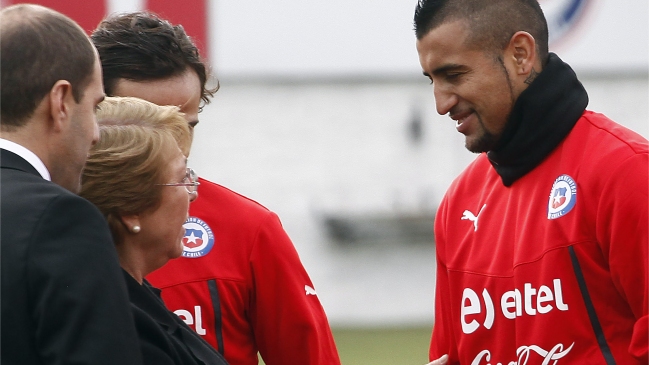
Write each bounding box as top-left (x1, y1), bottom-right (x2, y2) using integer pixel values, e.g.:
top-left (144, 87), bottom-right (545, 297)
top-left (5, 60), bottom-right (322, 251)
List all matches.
top-left (506, 31), bottom-right (538, 77)
top-left (48, 80), bottom-right (74, 132)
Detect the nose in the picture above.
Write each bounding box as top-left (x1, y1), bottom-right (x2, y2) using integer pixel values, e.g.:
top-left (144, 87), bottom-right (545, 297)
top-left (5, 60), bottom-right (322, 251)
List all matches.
top-left (189, 190), bottom-right (198, 202)
top-left (91, 118), bottom-right (100, 145)
top-left (433, 83), bottom-right (458, 116)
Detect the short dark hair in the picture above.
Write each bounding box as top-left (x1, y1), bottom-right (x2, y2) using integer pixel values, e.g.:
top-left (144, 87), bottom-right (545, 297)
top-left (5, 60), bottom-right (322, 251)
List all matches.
top-left (91, 12), bottom-right (217, 109)
top-left (414, 0), bottom-right (549, 65)
top-left (1, 4), bottom-right (96, 128)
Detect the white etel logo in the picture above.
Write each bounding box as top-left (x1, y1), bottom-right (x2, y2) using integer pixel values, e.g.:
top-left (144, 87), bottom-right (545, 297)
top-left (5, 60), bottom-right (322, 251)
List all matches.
top-left (175, 306), bottom-right (207, 335)
top-left (461, 279), bottom-right (569, 334)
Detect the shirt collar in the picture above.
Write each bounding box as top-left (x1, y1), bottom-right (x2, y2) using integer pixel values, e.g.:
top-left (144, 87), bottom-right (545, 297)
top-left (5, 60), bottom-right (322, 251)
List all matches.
top-left (0, 138), bottom-right (51, 181)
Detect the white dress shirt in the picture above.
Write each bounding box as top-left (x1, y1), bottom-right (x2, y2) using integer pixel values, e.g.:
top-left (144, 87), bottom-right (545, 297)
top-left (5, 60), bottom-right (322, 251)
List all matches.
top-left (0, 138), bottom-right (51, 181)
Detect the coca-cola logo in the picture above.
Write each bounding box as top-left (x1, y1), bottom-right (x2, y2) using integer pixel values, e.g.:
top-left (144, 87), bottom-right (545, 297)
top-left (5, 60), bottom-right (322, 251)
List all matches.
top-left (471, 342), bottom-right (574, 365)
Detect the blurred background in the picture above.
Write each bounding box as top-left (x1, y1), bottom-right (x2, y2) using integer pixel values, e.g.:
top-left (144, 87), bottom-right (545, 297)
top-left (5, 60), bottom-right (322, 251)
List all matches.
top-left (4, 0), bottom-right (647, 363)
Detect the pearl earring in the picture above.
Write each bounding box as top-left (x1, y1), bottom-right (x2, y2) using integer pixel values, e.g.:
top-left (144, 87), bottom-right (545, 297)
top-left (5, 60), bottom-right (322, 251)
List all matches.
top-left (132, 225), bottom-right (141, 233)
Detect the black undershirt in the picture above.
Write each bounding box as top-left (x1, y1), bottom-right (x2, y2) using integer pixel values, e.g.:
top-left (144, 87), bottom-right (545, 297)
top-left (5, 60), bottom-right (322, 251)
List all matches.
top-left (487, 53), bottom-right (589, 186)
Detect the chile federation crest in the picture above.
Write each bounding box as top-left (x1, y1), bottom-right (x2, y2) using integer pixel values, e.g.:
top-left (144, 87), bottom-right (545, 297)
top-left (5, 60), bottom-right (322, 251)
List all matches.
top-left (547, 174), bottom-right (577, 220)
top-left (181, 217), bottom-right (215, 258)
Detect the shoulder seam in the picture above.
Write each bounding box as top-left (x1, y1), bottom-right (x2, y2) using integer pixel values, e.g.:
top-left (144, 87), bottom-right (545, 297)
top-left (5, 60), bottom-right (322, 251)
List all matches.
top-left (197, 177), bottom-right (272, 211)
top-left (582, 112), bottom-right (648, 155)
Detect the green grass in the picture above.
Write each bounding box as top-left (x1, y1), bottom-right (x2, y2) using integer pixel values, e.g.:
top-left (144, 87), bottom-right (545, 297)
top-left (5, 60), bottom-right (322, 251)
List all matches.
top-left (259, 326), bottom-right (432, 365)
top-left (333, 327), bottom-right (432, 365)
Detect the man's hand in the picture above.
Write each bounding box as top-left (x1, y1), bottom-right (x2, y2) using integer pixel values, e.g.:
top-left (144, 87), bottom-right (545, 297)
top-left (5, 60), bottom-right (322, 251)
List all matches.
top-left (425, 354), bottom-right (448, 365)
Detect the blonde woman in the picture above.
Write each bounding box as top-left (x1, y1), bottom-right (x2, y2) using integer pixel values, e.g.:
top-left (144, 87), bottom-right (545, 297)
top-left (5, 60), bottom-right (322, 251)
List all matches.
top-left (80, 97), bottom-right (228, 365)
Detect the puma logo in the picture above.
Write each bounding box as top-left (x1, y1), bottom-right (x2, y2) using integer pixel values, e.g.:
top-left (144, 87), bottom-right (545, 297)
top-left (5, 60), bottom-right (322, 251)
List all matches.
top-left (305, 285), bottom-right (317, 296)
top-left (461, 204), bottom-right (487, 232)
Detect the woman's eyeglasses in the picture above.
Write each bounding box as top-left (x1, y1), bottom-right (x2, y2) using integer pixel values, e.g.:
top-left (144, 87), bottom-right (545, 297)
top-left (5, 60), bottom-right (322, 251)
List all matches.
top-left (156, 167), bottom-right (199, 194)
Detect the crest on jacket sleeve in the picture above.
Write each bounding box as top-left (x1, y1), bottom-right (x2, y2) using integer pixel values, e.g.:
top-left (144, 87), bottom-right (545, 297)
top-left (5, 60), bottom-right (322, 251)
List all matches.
top-left (547, 174), bottom-right (577, 219)
top-left (181, 217), bottom-right (215, 258)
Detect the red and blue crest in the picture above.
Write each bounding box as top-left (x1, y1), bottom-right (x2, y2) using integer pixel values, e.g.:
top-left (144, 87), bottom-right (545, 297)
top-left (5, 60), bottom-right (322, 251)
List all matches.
top-left (181, 217), bottom-right (215, 258)
top-left (547, 174), bottom-right (577, 219)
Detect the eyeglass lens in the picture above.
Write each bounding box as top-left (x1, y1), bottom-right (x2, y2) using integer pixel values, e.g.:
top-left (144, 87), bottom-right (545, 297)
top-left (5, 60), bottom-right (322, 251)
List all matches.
top-left (185, 168), bottom-right (198, 194)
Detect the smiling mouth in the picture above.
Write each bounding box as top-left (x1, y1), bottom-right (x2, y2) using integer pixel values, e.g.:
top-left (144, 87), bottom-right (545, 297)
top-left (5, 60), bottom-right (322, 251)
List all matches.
top-left (451, 111), bottom-right (473, 128)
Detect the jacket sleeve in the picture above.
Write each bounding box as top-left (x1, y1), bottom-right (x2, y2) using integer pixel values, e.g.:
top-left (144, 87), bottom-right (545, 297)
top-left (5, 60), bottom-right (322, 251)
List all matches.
top-left (596, 152), bottom-right (648, 362)
top-left (249, 212), bottom-right (341, 365)
top-left (430, 197), bottom-right (460, 364)
top-left (28, 195), bottom-right (143, 365)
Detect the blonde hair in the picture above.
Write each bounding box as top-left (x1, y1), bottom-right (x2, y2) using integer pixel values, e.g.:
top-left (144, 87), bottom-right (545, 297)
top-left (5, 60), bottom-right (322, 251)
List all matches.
top-left (80, 96), bottom-right (192, 245)
top-left (94, 96), bottom-right (192, 156)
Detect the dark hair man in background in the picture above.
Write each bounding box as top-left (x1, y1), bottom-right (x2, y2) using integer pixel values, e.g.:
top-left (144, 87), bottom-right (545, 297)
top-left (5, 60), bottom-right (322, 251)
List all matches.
top-left (91, 12), bottom-right (341, 365)
top-left (414, 0), bottom-right (648, 364)
top-left (0, 4), bottom-right (143, 364)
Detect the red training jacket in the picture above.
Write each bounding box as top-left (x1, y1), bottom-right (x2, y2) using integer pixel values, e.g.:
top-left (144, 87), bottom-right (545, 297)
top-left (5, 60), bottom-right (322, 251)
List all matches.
top-left (431, 111), bottom-right (648, 364)
top-left (147, 179), bottom-right (341, 365)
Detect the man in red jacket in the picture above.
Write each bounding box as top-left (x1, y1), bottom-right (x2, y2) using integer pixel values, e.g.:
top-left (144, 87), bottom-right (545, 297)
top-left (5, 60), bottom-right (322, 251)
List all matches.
top-left (414, 0), bottom-right (648, 364)
top-left (92, 12), bottom-right (341, 365)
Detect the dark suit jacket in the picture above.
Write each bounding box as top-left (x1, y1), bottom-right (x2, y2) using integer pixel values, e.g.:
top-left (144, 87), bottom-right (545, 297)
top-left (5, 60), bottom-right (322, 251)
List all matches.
top-left (1, 149), bottom-right (143, 364)
top-left (124, 271), bottom-right (229, 365)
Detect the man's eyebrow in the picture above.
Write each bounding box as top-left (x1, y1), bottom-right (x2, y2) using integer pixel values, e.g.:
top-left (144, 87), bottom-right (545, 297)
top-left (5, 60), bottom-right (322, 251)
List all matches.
top-left (430, 64), bottom-right (465, 76)
top-left (422, 64), bottom-right (466, 79)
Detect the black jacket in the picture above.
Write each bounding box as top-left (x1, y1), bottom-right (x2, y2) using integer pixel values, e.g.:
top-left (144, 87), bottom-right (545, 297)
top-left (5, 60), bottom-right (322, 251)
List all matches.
top-left (1, 149), bottom-right (143, 364)
top-left (124, 270), bottom-right (229, 365)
